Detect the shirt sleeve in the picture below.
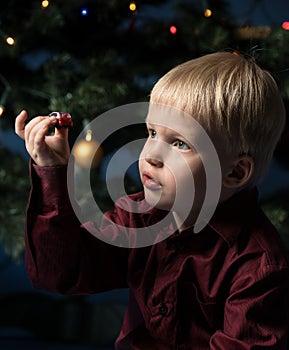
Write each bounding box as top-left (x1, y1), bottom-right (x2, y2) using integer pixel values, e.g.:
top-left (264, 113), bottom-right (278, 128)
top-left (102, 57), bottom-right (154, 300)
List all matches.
top-left (209, 262), bottom-right (289, 349)
top-left (25, 160), bottom-right (129, 295)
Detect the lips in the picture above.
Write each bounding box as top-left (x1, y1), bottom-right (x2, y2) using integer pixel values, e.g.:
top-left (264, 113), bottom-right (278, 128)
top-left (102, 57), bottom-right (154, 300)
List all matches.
top-left (142, 171), bottom-right (162, 190)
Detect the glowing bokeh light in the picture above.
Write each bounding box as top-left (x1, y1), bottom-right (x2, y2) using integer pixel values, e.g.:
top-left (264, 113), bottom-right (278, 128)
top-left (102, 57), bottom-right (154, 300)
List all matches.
top-left (0, 105), bottom-right (5, 117)
top-left (5, 36), bottom-right (15, 45)
top-left (129, 2), bottom-right (137, 12)
top-left (204, 8), bottom-right (212, 18)
top-left (81, 7), bottom-right (89, 16)
top-left (282, 21), bottom-right (289, 30)
top-left (41, 0), bottom-right (49, 8)
top-left (170, 25), bottom-right (177, 34)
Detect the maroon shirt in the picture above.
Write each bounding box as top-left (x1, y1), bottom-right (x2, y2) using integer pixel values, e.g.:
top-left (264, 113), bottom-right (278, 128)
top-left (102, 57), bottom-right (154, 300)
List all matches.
top-left (25, 163), bottom-right (289, 349)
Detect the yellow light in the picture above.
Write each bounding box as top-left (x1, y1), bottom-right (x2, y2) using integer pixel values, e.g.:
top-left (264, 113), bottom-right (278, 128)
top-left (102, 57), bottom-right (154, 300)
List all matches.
top-left (85, 129), bottom-right (93, 142)
top-left (0, 105), bottom-right (5, 117)
top-left (204, 8), bottom-right (212, 18)
top-left (72, 138), bottom-right (103, 168)
top-left (129, 2), bottom-right (137, 12)
top-left (5, 36), bottom-right (15, 46)
top-left (42, 0), bottom-right (49, 8)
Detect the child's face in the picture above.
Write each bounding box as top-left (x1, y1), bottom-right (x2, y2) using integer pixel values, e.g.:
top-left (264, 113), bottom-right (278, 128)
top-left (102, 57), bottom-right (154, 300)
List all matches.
top-left (138, 105), bottom-right (233, 225)
top-left (139, 121), bottom-right (205, 213)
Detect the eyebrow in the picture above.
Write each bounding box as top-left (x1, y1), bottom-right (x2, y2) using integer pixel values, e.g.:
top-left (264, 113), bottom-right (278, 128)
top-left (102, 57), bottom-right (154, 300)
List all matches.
top-left (145, 121), bottom-right (158, 131)
top-left (145, 122), bottom-right (192, 143)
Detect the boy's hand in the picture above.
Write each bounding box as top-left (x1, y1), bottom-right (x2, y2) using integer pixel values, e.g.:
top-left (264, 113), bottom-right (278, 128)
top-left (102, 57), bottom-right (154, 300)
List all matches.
top-left (15, 110), bottom-right (71, 166)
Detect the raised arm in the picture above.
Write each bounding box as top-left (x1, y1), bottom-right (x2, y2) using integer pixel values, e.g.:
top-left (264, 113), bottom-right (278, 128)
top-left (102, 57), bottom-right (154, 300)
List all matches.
top-left (16, 111), bottom-right (129, 294)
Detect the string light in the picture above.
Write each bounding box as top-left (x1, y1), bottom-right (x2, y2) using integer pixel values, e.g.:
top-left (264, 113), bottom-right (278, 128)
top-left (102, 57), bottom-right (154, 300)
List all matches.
top-left (169, 25), bottom-right (177, 35)
top-left (129, 2), bottom-right (137, 12)
top-left (41, 0), bottom-right (49, 9)
top-left (204, 8), bottom-right (212, 18)
top-left (5, 36), bottom-right (15, 46)
top-left (0, 105), bottom-right (5, 117)
top-left (0, 74), bottom-right (11, 118)
top-left (282, 21), bottom-right (289, 30)
top-left (81, 7), bottom-right (89, 16)
top-left (86, 129), bottom-right (93, 142)
top-left (0, 29), bottom-right (15, 46)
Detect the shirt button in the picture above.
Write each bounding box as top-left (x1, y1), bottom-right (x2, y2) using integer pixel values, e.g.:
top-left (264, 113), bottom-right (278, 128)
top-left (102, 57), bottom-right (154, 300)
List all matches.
top-left (158, 303), bottom-right (168, 316)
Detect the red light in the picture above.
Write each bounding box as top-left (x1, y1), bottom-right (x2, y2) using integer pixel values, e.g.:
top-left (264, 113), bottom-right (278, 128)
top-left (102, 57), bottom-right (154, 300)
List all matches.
top-left (282, 21), bottom-right (289, 30)
top-left (170, 26), bottom-right (177, 35)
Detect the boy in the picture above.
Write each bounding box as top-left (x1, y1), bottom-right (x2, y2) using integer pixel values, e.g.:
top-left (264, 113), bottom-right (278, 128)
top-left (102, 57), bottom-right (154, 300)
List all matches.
top-left (15, 51), bottom-right (289, 349)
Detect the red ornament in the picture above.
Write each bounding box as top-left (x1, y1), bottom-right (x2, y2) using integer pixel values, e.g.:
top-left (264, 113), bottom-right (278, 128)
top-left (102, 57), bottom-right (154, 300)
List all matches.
top-left (49, 111), bottom-right (73, 129)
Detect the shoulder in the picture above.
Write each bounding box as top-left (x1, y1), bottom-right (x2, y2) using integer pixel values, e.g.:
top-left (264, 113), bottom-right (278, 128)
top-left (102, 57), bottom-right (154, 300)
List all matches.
top-left (226, 207), bottom-right (289, 291)
top-left (211, 188), bottom-right (289, 269)
top-left (246, 208), bottom-right (289, 269)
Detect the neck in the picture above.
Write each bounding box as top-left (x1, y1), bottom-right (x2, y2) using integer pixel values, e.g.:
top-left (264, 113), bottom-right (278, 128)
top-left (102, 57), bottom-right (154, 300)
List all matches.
top-left (172, 211), bottom-right (197, 233)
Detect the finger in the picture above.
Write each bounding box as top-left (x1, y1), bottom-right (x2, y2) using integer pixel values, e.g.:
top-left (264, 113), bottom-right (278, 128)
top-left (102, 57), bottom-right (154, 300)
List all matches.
top-left (28, 119), bottom-right (53, 161)
top-left (15, 110), bottom-right (28, 140)
top-left (25, 115), bottom-right (53, 143)
top-left (26, 117), bottom-right (52, 149)
top-left (34, 122), bottom-right (51, 153)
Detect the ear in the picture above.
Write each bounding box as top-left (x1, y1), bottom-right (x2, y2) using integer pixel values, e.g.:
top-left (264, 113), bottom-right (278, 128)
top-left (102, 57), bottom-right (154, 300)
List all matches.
top-left (223, 155), bottom-right (254, 189)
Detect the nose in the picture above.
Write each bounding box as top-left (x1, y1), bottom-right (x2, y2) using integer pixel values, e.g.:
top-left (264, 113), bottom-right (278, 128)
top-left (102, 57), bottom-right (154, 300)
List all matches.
top-left (141, 138), bottom-right (167, 168)
top-left (145, 155), bottom-right (163, 168)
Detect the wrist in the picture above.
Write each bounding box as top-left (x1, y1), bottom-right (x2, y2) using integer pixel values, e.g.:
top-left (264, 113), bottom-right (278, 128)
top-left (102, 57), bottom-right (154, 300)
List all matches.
top-left (31, 160), bottom-right (70, 203)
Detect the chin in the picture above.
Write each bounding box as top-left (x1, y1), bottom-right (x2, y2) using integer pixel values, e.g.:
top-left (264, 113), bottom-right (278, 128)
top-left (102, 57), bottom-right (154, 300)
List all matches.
top-left (144, 189), bottom-right (173, 211)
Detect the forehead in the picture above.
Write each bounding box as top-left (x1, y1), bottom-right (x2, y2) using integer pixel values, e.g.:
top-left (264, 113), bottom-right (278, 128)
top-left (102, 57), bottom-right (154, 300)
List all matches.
top-left (146, 103), bottom-right (203, 139)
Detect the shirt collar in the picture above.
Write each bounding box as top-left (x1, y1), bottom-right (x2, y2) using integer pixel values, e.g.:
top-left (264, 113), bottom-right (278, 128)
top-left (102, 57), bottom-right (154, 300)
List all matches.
top-left (208, 187), bottom-right (259, 247)
top-left (142, 188), bottom-right (260, 247)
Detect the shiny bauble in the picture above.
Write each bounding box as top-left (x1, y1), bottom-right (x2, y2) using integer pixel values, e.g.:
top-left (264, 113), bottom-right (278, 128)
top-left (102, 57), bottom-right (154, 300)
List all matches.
top-left (72, 139), bottom-right (103, 168)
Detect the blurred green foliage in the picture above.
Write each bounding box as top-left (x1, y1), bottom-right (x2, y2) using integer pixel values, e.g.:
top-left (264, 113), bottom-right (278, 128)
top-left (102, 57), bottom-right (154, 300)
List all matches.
top-left (0, 148), bottom-right (29, 261)
top-left (262, 194), bottom-right (289, 248)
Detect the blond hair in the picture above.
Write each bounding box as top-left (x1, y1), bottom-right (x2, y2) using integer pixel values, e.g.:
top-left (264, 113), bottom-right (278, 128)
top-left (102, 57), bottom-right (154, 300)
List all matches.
top-left (150, 51), bottom-right (286, 184)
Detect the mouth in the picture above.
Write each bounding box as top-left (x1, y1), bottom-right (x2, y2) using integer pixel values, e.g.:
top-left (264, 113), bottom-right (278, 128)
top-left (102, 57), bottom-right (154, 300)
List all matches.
top-left (142, 171), bottom-right (162, 190)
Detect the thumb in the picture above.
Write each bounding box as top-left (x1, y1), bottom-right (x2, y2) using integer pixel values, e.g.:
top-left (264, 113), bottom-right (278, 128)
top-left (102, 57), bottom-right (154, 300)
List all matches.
top-left (15, 110), bottom-right (28, 140)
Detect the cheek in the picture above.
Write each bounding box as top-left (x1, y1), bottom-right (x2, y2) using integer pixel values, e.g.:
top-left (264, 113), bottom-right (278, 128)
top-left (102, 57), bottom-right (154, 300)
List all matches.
top-left (163, 168), bottom-right (177, 190)
top-left (138, 158), bottom-right (144, 174)
top-left (174, 158), bottom-right (204, 191)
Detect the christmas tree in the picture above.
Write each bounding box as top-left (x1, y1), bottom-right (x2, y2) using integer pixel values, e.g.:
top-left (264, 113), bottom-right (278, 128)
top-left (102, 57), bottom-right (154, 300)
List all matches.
top-left (0, 0), bottom-right (288, 261)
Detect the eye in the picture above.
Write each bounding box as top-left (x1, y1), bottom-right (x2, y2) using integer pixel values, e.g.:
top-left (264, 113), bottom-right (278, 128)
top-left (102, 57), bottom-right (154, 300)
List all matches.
top-left (173, 140), bottom-right (190, 150)
top-left (148, 129), bottom-right (157, 139)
